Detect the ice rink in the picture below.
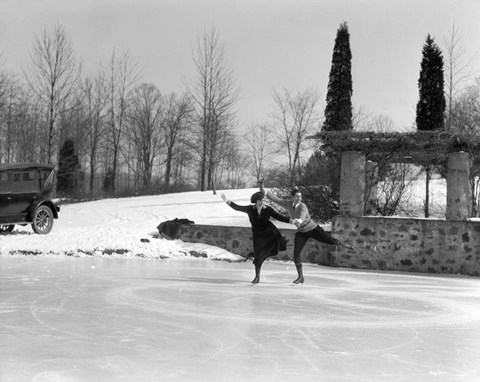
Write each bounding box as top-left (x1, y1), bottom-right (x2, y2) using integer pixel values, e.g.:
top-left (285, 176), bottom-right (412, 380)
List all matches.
top-left (1, 256), bottom-right (480, 382)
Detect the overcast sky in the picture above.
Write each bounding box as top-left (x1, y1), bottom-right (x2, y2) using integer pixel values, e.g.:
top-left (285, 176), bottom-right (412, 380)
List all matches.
top-left (1, 0), bottom-right (480, 131)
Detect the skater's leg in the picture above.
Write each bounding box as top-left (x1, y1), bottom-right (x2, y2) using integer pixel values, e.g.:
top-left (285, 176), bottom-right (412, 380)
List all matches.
top-left (310, 225), bottom-right (355, 250)
top-left (252, 263), bottom-right (261, 284)
top-left (309, 225), bottom-right (338, 245)
top-left (293, 232), bottom-right (308, 283)
top-left (293, 263), bottom-right (304, 284)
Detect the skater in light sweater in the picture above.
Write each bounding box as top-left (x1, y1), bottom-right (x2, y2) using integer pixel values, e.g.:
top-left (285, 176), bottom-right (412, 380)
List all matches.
top-left (259, 181), bottom-right (354, 284)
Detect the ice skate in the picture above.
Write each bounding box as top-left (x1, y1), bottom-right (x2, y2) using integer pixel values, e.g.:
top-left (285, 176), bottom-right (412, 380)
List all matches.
top-left (293, 275), bottom-right (304, 284)
top-left (333, 238), bottom-right (355, 252)
top-left (293, 264), bottom-right (304, 284)
top-left (251, 265), bottom-right (261, 284)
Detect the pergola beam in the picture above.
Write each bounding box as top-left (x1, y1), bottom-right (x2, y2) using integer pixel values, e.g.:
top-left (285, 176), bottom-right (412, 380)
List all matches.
top-left (311, 130), bottom-right (477, 220)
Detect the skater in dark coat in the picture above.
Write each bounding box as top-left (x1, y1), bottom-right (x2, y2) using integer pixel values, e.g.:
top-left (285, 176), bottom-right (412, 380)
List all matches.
top-left (221, 191), bottom-right (292, 284)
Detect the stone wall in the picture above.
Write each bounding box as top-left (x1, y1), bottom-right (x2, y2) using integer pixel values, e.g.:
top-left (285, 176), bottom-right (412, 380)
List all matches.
top-left (332, 216), bottom-right (480, 276)
top-left (176, 224), bottom-right (349, 265)
top-left (175, 217), bottom-right (480, 277)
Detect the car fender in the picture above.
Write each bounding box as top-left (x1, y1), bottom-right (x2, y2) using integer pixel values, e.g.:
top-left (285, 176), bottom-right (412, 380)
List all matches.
top-left (28, 200), bottom-right (59, 220)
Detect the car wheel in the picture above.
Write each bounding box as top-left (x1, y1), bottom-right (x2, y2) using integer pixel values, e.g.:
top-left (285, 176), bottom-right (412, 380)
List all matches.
top-left (31, 205), bottom-right (54, 234)
top-left (0, 224), bottom-right (15, 233)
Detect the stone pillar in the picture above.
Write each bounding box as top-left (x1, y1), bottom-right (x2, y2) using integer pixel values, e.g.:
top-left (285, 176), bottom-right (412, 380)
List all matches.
top-left (446, 152), bottom-right (471, 220)
top-left (339, 151), bottom-right (365, 216)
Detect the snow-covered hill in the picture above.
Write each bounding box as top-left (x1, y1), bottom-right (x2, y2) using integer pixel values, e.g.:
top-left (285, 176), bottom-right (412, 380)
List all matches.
top-left (0, 189), bottom-right (277, 260)
top-left (0, 176), bottom-right (451, 258)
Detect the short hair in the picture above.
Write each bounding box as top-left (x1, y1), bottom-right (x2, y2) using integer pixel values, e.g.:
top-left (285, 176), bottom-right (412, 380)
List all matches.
top-left (290, 188), bottom-right (300, 197)
top-left (250, 192), bottom-right (264, 203)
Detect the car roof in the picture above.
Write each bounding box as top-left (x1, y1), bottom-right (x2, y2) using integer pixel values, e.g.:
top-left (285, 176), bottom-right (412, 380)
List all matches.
top-left (0, 163), bottom-right (55, 172)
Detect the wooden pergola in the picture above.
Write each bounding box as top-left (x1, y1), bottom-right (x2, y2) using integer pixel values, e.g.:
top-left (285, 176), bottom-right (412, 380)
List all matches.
top-left (310, 130), bottom-right (478, 220)
top-left (311, 130), bottom-right (480, 164)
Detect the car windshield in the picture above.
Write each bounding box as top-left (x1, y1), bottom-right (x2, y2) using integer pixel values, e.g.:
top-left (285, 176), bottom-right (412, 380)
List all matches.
top-left (42, 169), bottom-right (55, 193)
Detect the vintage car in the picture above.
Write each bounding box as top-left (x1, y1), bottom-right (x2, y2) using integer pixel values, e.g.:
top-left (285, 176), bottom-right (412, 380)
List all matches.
top-left (0, 163), bottom-right (60, 234)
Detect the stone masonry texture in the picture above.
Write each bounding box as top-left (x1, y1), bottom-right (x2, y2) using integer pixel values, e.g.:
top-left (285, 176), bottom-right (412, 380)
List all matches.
top-left (176, 218), bottom-right (480, 277)
top-left (332, 216), bottom-right (480, 277)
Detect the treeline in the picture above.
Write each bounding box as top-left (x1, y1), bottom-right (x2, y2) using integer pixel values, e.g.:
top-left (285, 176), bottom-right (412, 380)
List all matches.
top-left (0, 26), bottom-right (252, 198)
top-left (0, 23), bottom-right (332, 199)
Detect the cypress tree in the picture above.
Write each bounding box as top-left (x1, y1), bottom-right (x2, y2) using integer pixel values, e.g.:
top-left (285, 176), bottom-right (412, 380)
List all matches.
top-left (103, 167), bottom-right (114, 194)
top-left (416, 34), bottom-right (446, 131)
top-left (57, 139), bottom-right (80, 195)
top-left (323, 22), bottom-right (353, 131)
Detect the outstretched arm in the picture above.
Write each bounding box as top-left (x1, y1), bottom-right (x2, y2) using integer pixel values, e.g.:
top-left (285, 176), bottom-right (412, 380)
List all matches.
top-left (267, 207), bottom-right (293, 224)
top-left (259, 180), bottom-right (290, 209)
top-left (220, 193), bottom-right (231, 205)
top-left (259, 179), bottom-right (277, 201)
top-left (259, 179), bottom-right (266, 195)
top-left (220, 193), bottom-right (249, 213)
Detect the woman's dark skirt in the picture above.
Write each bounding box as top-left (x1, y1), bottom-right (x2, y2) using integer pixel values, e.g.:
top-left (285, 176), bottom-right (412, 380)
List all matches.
top-left (252, 222), bottom-right (287, 266)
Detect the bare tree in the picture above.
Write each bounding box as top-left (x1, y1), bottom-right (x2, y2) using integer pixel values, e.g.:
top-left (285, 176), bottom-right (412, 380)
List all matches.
top-left (24, 23), bottom-right (81, 162)
top-left (450, 80), bottom-right (480, 135)
top-left (0, 58), bottom-right (16, 163)
top-left (351, 105), bottom-right (373, 131)
top-left (443, 23), bottom-right (477, 131)
top-left (171, 128), bottom-right (196, 187)
top-left (80, 73), bottom-right (108, 194)
top-left (353, 107), bottom-right (409, 133)
top-left (221, 141), bottom-right (250, 189)
top-left (14, 86), bottom-right (44, 162)
top-left (380, 164), bottom-right (419, 216)
top-left (271, 88), bottom-right (321, 184)
top-left (0, 59), bottom-right (9, 111)
top-left (365, 161), bottom-right (420, 216)
top-left (0, 74), bottom-right (17, 163)
top-left (102, 49), bottom-right (140, 193)
top-left (244, 122), bottom-right (275, 183)
top-left (0, 72), bottom-right (46, 164)
top-left (162, 92), bottom-right (194, 189)
top-left (209, 129), bottom-right (241, 188)
top-left (187, 27), bottom-right (239, 192)
top-left (124, 83), bottom-right (163, 191)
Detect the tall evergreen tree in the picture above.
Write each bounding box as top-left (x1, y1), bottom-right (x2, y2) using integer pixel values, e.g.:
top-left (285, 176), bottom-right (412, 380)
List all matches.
top-left (57, 139), bottom-right (80, 195)
top-left (416, 34), bottom-right (446, 131)
top-left (323, 22), bottom-right (353, 131)
top-left (416, 35), bottom-right (446, 218)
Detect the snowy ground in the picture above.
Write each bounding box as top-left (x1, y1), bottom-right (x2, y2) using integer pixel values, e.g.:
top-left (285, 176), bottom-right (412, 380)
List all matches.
top-left (0, 178), bottom-right (449, 258)
top-left (0, 188), bottom-right (278, 260)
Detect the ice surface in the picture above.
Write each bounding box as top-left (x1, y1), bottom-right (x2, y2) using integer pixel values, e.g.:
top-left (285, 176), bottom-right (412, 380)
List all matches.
top-left (1, 256), bottom-right (479, 382)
